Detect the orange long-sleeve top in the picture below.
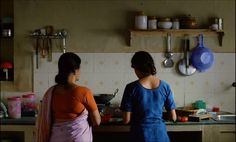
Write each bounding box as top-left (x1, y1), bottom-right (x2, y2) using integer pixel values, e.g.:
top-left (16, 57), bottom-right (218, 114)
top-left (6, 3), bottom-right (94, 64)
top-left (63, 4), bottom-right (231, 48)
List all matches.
top-left (51, 86), bottom-right (98, 120)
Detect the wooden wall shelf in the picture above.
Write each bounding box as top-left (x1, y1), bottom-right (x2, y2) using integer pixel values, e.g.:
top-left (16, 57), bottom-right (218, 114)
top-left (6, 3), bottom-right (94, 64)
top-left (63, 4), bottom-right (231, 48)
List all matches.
top-left (129, 29), bottom-right (224, 46)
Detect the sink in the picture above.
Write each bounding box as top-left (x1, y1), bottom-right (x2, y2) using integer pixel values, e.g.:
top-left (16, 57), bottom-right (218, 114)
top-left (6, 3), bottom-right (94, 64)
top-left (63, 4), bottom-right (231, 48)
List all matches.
top-left (213, 114), bottom-right (236, 122)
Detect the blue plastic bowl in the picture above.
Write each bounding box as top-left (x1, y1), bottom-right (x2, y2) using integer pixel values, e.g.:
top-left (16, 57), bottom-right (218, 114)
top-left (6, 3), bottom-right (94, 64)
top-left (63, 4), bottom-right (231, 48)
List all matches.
top-left (191, 34), bottom-right (214, 72)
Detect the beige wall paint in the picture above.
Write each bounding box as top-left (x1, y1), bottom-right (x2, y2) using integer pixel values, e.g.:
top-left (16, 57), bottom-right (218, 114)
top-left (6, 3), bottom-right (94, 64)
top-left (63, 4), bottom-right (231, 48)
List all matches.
top-left (1, 0), bottom-right (235, 91)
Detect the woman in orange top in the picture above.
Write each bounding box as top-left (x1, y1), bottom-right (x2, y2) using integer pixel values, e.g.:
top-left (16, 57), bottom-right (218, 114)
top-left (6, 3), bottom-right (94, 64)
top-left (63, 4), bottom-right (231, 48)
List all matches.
top-left (36, 52), bottom-right (101, 142)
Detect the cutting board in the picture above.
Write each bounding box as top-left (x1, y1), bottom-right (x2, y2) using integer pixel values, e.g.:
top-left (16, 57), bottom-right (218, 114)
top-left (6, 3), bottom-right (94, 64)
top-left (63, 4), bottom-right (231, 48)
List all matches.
top-left (176, 107), bottom-right (199, 117)
top-left (188, 114), bottom-right (212, 122)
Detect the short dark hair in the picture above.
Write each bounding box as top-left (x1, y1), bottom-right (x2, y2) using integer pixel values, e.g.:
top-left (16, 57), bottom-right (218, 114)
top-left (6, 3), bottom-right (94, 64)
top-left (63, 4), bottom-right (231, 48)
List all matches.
top-left (55, 52), bottom-right (81, 84)
top-left (131, 51), bottom-right (156, 76)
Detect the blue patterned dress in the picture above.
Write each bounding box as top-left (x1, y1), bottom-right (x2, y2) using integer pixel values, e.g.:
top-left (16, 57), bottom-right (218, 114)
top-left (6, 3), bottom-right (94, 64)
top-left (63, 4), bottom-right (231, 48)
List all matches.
top-left (120, 80), bottom-right (176, 142)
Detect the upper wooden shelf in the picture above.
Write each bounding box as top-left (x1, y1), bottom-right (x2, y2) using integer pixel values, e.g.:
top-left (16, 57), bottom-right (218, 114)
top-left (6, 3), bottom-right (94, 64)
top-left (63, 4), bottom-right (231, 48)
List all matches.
top-left (129, 29), bottom-right (224, 46)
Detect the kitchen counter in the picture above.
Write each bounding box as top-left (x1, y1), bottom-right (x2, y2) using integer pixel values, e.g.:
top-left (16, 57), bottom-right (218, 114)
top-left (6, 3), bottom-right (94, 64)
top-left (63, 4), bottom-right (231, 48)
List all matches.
top-left (0, 116), bottom-right (235, 126)
top-left (0, 117), bottom-right (36, 125)
top-left (1, 117), bottom-right (235, 142)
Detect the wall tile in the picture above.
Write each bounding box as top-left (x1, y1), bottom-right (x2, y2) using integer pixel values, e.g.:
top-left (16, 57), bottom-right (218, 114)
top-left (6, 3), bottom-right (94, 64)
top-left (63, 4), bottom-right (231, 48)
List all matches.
top-left (48, 72), bottom-right (57, 87)
top-left (184, 72), bottom-right (215, 93)
top-left (33, 53), bottom-right (60, 73)
top-left (212, 53), bottom-right (235, 73)
top-left (172, 91), bottom-right (185, 107)
top-left (207, 92), bottom-right (235, 113)
top-left (123, 53), bottom-right (133, 73)
top-left (212, 72), bottom-right (235, 94)
top-left (33, 73), bottom-right (49, 93)
top-left (93, 53), bottom-right (125, 73)
top-left (77, 72), bottom-right (96, 92)
top-left (33, 53), bottom-right (236, 113)
top-left (78, 53), bottom-right (94, 73)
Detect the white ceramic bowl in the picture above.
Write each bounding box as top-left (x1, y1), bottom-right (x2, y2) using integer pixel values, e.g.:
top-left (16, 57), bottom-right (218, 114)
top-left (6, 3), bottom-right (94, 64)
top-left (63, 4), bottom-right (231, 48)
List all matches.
top-left (158, 21), bottom-right (172, 29)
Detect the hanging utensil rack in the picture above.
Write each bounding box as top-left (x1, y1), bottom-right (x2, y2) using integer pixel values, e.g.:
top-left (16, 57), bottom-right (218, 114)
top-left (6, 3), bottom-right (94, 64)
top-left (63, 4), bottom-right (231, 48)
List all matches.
top-left (29, 28), bottom-right (68, 69)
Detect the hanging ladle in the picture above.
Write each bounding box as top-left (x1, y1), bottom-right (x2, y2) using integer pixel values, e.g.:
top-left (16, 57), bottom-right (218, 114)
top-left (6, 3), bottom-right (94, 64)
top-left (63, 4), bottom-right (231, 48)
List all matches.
top-left (58, 29), bottom-right (67, 53)
top-left (61, 29), bottom-right (67, 53)
top-left (163, 33), bottom-right (174, 67)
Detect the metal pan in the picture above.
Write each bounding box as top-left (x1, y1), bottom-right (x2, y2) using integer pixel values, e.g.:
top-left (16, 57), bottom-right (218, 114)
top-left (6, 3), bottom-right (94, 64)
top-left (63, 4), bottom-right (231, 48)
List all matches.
top-left (178, 37), bottom-right (196, 76)
top-left (94, 88), bottom-right (119, 104)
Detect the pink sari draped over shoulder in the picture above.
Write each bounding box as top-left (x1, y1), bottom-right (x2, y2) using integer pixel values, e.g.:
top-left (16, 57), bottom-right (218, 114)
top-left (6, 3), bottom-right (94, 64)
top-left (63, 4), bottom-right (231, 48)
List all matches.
top-left (35, 86), bottom-right (93, 142)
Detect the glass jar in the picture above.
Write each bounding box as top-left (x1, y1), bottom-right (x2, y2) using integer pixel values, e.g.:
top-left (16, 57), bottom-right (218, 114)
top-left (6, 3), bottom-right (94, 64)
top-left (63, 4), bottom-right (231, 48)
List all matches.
top-left (172, 18), bottom-right (180, 29)
top-left (148, 16), bottom-right (157, 30)
top-left (134, 11), bottom-right (147, 30)
top-left (22, 94), bottom-right (36, 112)
top-left (7, 96), bottom-right (21, 119)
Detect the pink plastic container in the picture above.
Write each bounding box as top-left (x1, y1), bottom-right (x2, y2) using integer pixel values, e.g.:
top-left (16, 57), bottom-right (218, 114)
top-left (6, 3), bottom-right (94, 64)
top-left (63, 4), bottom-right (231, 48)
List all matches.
top-left (7, 96), bottom-right (21, 119)
top-left (22, 94), bottom-right (35, 112)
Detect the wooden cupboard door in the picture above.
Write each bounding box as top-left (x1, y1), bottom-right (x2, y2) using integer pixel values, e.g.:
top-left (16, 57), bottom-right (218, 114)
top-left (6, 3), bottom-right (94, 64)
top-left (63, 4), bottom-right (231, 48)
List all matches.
top-left (218, 125), bottom-right (235, 142)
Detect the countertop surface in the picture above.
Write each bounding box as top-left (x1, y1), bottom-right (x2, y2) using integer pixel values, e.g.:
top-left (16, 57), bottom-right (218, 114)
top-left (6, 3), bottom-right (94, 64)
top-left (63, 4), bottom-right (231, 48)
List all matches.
top-left (0, 117), bottom-right (235, 126)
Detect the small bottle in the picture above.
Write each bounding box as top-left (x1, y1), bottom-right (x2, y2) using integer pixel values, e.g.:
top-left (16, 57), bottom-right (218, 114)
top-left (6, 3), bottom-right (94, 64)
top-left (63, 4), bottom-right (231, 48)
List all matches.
top-left (172, 18), bottom-right (180, 29)
top-left (218, 18), bottom-right (223, 30)
top-left (134, 11), bottom-right (147, 30)
top-left (148, 16), bottom-right (157, 30)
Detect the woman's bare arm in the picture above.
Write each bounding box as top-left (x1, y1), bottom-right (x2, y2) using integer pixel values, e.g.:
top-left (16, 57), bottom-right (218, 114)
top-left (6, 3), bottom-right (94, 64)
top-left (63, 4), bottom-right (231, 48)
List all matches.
top-left (89, 110), bottom-right (101, 126)
top-left (122, 111), bottom-right (131, 124)
top-left (170, 109), bottom-right (177, 122)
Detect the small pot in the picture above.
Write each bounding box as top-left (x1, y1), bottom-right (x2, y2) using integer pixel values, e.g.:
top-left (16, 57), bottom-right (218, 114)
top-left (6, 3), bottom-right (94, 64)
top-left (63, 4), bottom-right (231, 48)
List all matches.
top-left (180, 15), bottom-right (198, 29)
top-left (158, 17), bottom-right (172, 29)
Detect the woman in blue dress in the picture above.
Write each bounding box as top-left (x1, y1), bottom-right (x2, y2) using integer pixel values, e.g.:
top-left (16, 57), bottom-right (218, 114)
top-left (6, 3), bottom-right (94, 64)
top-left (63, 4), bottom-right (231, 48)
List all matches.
top-left (120, 51), bottom-right (177, 142)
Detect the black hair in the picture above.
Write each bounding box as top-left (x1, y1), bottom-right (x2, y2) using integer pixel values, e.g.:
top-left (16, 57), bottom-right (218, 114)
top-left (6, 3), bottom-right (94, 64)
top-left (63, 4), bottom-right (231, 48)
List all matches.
top-left (131, 51), bottom-right (156, 76)
top-left (55, 52), bottom-right (81, 85)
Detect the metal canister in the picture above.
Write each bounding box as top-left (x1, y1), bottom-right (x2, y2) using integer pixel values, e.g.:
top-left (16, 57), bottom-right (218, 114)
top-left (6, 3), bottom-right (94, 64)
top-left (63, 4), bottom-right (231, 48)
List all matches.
top-left (218, 18), bottom-right (223, 30)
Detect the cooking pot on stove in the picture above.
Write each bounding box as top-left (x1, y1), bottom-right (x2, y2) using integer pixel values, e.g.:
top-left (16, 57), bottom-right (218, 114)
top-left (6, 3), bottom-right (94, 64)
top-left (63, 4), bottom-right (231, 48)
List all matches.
top-left (94, 89), bottom-right (119, 104)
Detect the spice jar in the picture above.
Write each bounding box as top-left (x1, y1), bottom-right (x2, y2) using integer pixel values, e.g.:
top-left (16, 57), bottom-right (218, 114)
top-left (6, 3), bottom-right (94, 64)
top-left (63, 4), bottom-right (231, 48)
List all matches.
top-left (134, 11), bottom-right (147, 30)
top-left (172, 18), bottom-right (180, 29)
top-left (148, 16), bottom-right (157, 30)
